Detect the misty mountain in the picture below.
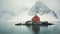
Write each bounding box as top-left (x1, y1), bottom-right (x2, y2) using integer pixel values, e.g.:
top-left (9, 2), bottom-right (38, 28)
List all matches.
top-left (28, 1), bottom-right (59, 19)
top-left (0, 1), bottom-right (60, 22)
top-left (0, 10), bottom-right (15, 22)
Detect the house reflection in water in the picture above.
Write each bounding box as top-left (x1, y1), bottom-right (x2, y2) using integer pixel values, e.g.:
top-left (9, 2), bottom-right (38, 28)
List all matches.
top-left (32, 25), bottom-right (40, 34)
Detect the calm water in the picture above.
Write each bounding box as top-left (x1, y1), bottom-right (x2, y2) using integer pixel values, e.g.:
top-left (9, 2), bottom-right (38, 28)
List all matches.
top-left (0, 21), bottom-right (60, 34)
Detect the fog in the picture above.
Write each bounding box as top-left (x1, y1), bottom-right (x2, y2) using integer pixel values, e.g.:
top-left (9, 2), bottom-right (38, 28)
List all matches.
top-left (0, 0), bottom-right (60, 22)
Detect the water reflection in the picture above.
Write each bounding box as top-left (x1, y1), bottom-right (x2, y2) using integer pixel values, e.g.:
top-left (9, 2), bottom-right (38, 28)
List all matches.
top-left (32, 25), bottom-right (40, 34)
top-left (26, 25), bottom-right (48, 34)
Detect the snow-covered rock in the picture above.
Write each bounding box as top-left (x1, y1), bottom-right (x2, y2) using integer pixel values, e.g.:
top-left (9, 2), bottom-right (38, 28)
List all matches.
top-left (28, 1), bottom-right (59, 19)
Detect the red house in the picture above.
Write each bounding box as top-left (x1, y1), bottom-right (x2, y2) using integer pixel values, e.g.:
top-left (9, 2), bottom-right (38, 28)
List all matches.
top-left (32, 15), bottom-right (40, 23)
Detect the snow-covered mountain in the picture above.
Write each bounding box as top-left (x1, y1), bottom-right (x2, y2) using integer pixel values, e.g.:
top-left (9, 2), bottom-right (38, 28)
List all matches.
top-left (28, 1), bottom-right (59, 19)
top-left (0, 1), bottom-right (60, 22)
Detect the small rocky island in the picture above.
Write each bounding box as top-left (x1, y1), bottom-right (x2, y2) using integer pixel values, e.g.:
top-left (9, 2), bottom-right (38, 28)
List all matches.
top-left (15, 15), bottom-right (53, 26)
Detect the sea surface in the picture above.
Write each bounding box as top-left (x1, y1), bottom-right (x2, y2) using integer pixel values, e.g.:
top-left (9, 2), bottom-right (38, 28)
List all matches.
top-left (0, 21), bottom-right (60, 34)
